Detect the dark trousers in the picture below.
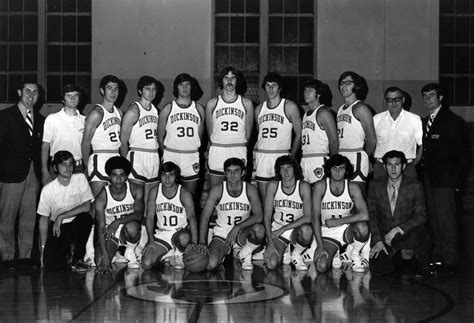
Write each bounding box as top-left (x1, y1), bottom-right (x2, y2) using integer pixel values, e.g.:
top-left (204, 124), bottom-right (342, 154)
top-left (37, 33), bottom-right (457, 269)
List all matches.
top-left (43, 212), bottom-right (93, 270)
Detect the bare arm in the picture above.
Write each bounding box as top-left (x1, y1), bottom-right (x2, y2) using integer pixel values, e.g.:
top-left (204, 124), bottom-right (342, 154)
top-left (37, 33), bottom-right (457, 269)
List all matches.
top-left (41, 142), bottom-right (52, 185)
top-left (158, 103), bottom-right (172, 151)
top-left (146, 186), bottom-right (158, 242)
top-left (242, 97), bottom-right (254, 143)
top-left (353, 103), bottom-right (376, 156)
top-left (196, 103), bottom-right (206, 145)
top-left (263, 181), bottom-right (278, 246)
top-left (317, 107), bottom-right (339, 156)
top-left (198, 185), bottom-right (221, 245)
top-left (181, 187), bottom-right (199, 244)
top-left (95, 189), bottom-right (109, 260)
top-left (254, 103), bottom-right (263, 132)
top-left (119, 103), bottom-right (140, 157)
top-left (311, 180), bottom-right (326, 246)
top-left (205, 98), bottom-right (218, 143)
top-left (81, 107), bottom-right (103, 167)
top-left (285, 100), bottom-right (302, 156)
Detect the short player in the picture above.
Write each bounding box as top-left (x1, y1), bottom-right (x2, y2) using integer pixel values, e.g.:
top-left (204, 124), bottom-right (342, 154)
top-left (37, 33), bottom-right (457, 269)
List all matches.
top-left (336, 71), bottom-right (376, 191)
top-left (141, 162), bottom-right (199, 270)
top-left (263, 155), bottom-right (319, 271)
top-left (301, 79), bottom-right (339, 184)
top-left (159, 73), bottom-right (205, 197)
top-left (311, 154), bottom-right (370, 273)
top-left (95, 157), bottom-right (144, 273)
top-left (199, 158), bottom-right (265, 271)
top-left (206, 66), bottom-right (254, 188)
top-left (255, 72), bottom-right (301, 200)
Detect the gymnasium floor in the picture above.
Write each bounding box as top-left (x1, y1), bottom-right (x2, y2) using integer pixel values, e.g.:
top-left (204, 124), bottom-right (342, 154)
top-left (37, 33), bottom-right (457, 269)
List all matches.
top-left (1, 216), bottom-right (473, 322)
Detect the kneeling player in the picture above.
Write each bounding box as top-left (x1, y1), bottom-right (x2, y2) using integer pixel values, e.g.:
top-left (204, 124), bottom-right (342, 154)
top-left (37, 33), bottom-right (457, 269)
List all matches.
top-left (95, 157), bottom-right (144, 273)
top-left (199, 158), bottom-right (265, 271)
top-left (312, 154), bottom-right (370, 273)
top-left (141, 162), bottom-right (198, 270)
top-left (263, 155), bottom-right (319, 271)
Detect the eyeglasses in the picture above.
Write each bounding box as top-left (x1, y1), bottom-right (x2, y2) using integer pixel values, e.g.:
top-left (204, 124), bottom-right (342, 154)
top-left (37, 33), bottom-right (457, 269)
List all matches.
top-left (385, 97), bottom-right (403, 104)
top-left (339, 80), bottom-right (354, 86)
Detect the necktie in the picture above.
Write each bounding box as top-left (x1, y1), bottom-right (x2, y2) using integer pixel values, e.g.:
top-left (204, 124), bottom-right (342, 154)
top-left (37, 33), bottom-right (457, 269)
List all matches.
top-left (390, 184), bottom-right (398, 214)
top-left (25, 110), bottom-right (33, 136)
top-left (425, 114), bottom-right (434, 137)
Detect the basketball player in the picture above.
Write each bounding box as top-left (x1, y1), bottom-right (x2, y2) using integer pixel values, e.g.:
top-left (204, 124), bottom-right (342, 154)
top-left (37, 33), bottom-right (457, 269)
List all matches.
top-left (263, 155), bottom-right (318, 271)
top-left (95, 157), bottom-right (144, 273)
top-left (206, 66), bottom-right (254, 188)
top-left (254, 72), bottom-right (302, 200)
top-left (336, 71), bottom-right (376, 192)
top-left (42, 84), bottom-right (85, 185)
top-left (301, 79), bottom-right (339, 184)
top-left (141, 162), bottom-right (198, 270)
top-left (158, 73), bottom-right (205, 197)
top-left (199, 158), bottom-right (265, 271)
top-left (311, 154), bottom-right (370, 273)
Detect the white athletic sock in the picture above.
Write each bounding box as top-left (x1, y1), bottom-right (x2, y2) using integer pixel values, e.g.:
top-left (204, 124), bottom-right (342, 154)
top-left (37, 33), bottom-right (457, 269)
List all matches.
top-left (292, 242), bottom-right (306, 255)
top-left (243, 240), bottom-right (260, 252)
top-left (351, 239), bottom-right (368, 256)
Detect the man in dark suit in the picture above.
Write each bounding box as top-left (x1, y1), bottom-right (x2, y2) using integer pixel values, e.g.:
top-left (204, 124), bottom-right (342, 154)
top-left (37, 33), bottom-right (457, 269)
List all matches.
top-left (368, 150), bottom-right (427, 276)
top-left (418, 83), bottom-right (471, 275)
top-left (0, 82), bottom-right (45, 269)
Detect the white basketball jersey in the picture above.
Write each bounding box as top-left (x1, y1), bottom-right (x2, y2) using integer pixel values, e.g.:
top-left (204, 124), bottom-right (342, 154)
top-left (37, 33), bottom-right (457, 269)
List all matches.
top-left (336, 100), bottom-right (365, 150)
top-left (320, 178), bottom-right (353, 225)
top-left (164, 100), bottom-right (201, 152)
top-left (215, 182), bottom-right (251, 229)
top-left (210, 95), bottom-right (246, 145)
top-left (104, 182), bottom-right (134, 226)
top-left (256, 99), bottom-right (292, 152)
top-left (91, 104), bottom-right (121, 151)
top-left (155, 184), bottom-right (188, 231)
top-left (273, 180), bottom-right (304, 226)
top-left (302, 105), bottom-right (329, 156)
top-left (129, 102), bottom-right (159, 150)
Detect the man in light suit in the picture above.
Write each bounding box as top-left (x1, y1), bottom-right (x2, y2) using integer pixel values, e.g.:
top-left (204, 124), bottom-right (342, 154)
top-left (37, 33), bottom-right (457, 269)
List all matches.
top-left (0, 82), bottom-right (44, 269)
top-left (368, 150), bottom-right (427, 276)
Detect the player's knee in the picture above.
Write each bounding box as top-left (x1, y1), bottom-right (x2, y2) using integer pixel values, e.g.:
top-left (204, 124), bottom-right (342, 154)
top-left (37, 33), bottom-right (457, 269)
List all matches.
top-left (353, 221), bottom-right (369, 240)
top-left (124, 221), bottom-right (141, 240)
top-left (175, 231), bottom-right (191, 251)
top-left (293, 224), bottom-right (313, 247)
top-left (207, 256), bottom-right (220, 271)
top-left (249, 224), bottom-right (265, 243)
top-left (401, 248), bottom-right (414, 259)
top-left (141, 257), bottom-right (154, 270)
top-left (266, 257), bottom-right (279, 271)
top-left (315, 255), bottom-right (329, 273)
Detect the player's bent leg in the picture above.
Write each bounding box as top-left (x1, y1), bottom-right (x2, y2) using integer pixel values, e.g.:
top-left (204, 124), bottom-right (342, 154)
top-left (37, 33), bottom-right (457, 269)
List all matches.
top-left (207, 238), bottom-right (229, 271)
top-left (170, 229), bottom-right (192, 270)
top-left (265, 238), bottom-right (287, 271)
top-left (237, 224), bottom-right (265, 270)
top-left (120, 221), bottom-right (142, 268)
top-left (141, 241), bottom-right (169, 270)
top-left (346, 221), bottom-right (370, 272)
top-left (315, 240), bottom-right (338, 273)
top-left (290, 224), bottom-right (313, 270)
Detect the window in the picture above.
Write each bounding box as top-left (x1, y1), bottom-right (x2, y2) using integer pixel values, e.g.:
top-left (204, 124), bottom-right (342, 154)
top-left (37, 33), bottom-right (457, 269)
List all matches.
top-left (439, 0), bottom-right (473, 105)
top-left (214, 0), bottom-right (315, 104)
top-left (0, 0), bottom-right (91, 103)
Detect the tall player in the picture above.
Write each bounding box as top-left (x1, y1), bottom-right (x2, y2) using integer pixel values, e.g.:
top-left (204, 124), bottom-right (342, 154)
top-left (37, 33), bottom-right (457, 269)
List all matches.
top-left (206, 66), bottom-right (254, 188)
top-left (158, 73), bottom-right (205, 198)
top-left (336, 71), bottom-right (376, 192)
top-left (263, 155), bottom-right (318, 271)
top-left (141, 162), bottom-right (198, 270)
top-left (301, 79), bottom-right (339, 184)
top-left (95, 157), bottom-right (144, 273)
top-left (120, 76), bottom-right (160, 202)
top-left (311, 154), bottom-right (370, 273)
top-left (254, 72), bottom-right (302, 200)
top-left (199, 158), bottom-right (265, 271)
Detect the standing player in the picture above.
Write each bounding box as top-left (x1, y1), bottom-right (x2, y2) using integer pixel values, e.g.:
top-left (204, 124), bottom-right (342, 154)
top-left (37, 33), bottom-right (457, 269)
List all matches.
top-left (254, 72), bottom-right (302, 200)
top-left (311, 154), bottom-right (370, 273)
top-left (301, 79), bottom-right (339, 184)
top-left (141, 162), bottom-right (198, 270)
top-left (95, 157), bottom-right (144, 272)
top-left (158, 73), bottom-right (205, 198)
top-left (199, 158), bottom-right (265, 271)
top-left (336, 71), bottom-right (376, 192)
top-left (263, 155), bottom-right (317, 271)
top-left (42, 84), bottom-right (85, 185)
top-left (206, 66), bottom-right (254, 188)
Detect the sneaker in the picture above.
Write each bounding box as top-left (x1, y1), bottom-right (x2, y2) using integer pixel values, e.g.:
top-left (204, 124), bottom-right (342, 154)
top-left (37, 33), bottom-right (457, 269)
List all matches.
top-left (124, 247), bottom-right (140, 269)
top-left (113, 251), bottom-right (128, 264)
top-left (84, 256), bottom-right (96, 267)
top-left (135, 244), bottom-right (144, 263)
top-left (239, 245), bottom-right (254, 271)
top-left (170, 251), bottom-right (184, 270)
top-left (340, 244), bottom-right (353, 262)
top-left (283, 245), bottom-right (291, 265)
top-left (351, 253), bottom-right (366, 273)
top-left (291, 253), bottom-right (308, 271)
top-left (71, 260), bottom-right (89, 273)
top-left (332, 250), bottom-right (342, 269)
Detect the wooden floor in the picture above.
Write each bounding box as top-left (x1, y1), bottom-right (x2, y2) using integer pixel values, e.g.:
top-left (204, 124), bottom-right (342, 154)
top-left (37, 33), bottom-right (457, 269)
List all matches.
top-left (1, 216), bottom-right (473, 322)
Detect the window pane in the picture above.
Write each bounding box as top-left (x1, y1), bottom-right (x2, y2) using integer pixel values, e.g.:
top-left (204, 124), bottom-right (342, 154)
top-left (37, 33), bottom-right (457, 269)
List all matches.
top-left (47, 75), bottom-right (61, 101)
top-left (9, 45), bottom-right (22, 70)
top-left (230, 0), bottom-right (244, 13)
top-left (455, 17), bottom-right (469, 43)
top-left (299, 0), bottom-right (313, 13)
top-left (8, 74), bottom-right (22, 101)
top-left (283, 47), bottom-right (297, 73)
top-left (269, 17), bottom-right (282, 43)
top-left (77, 16), bottom-right (91, 42)
top-left (439, 46), bottom-right (454, 73)
top-left (454, 76), bottom-right (469, 104)
top-left (284, 0), bottom-right (298, 13)
top-left (0, 0), bottom-right (7, 12)
top-left (215, 17), bottom-right (229, 43)
top-left (269, 46), bottom-right (283, 71)
top-left (245, 76), bottom-right (259, 103)
top-left (62, 74), bottom-right (75, 87)
top-left (62, 45), bottom-right (76, 71)
top-left (47, 0), bottom-right (61, 12)
top-left (455, 47), bottom-right (469, 73)
top-left (246, 0), bottom-right (259, 13)
top-left (215, 46), bottom-right (229, 72)
top-left (47, 15), bottom-right (61, 41)
top-left (47, 45), bottom-right (61, 71)
top-left (455, 0), bottom-right (470, 13)
top-left (440, 0), bottom-right (454, 13)
top-left (0, 45), bottom-right (6, 70)
top-left (63, 0), bottom-right (76, 12)
top-left (439, 76), bottom-right (454, 101)
top-left (299, 17), bottom-right (313, 43)
top-left (298, 47), bottom-right (312, 73)
top-left (24, 15), bottom-right (37, 41)
top-left (245, 17), bottom-right (259, 43)
top-left (24, 44), bottom-right (37, 71)
top-left (9, 0), bottom-right (21, 11)
top-left (0, 16), bottom-right (7, 40)
top-left (230, 17), bottom-right (244, 43)
top-left (62, 16), bottom-right (76, 42)
top-left (77, 75), bottom-right (91, 104)
top-left (283, 17), bottom-right (297, 44)
top-left (24, 0), bottom-right (37, 11)
top-left (229, 46), bottom-right (244, 70)
top-left (439, 17), bottom-right (454, 43)
top-left (77, 45), bottom-right (91, 72)
top-left (269, 0), bottom-right (283, 13)
top-left (0, 75), bottom-right (6, 101)
top-left (77, 0), bottom-right (91, 12)
top-left (285, 76), bottom-right (298, 102)
top-left (215, 0), bottom-right (229, 13)
top-left (244, 46), bottom-right (259, 72)
top-left (470, 47), bottom-right (474, 73)
top-left (9, 15), bottom-right (22, 41)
